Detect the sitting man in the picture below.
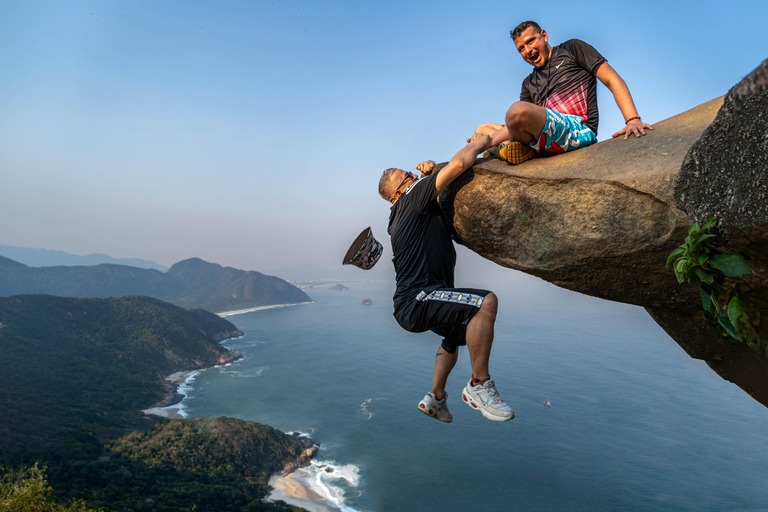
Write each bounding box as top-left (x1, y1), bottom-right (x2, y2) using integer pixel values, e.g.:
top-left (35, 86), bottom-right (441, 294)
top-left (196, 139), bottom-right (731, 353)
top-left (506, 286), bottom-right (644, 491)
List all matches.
top-left (377, 133), bottom-right (513, 423)
top-left (473, 20), bottom-right (653, 164)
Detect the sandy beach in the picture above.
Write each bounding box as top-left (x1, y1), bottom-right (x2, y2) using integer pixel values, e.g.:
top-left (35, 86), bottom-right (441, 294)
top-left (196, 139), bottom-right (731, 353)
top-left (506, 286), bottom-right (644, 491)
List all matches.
top-left (216, 301), bottom-right (313, 317)
top-left (140, 406), bottom-right (184, 419)
top-left (266, 472), bottom-right (342, 512)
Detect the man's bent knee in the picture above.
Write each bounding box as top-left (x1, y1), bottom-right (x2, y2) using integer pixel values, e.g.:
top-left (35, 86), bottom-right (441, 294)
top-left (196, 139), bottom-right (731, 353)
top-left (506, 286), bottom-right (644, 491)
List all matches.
top-left (505, 102), bottom-right (540, 126)
top-left (476, 123), bottom-right (503, 135)
top-left (479, 292), bottom-right (498, 318)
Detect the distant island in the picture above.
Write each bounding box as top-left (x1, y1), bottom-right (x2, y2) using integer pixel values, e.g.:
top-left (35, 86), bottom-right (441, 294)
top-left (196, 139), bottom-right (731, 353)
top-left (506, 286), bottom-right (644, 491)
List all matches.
top-left (361, 298), bottom-right (372, 305)
top-left (0, 294), bottom-right (317, 511)
top-left (329, 283), bottom-right (349, 291)
top-left (0, 256), bottom-right (311, 313)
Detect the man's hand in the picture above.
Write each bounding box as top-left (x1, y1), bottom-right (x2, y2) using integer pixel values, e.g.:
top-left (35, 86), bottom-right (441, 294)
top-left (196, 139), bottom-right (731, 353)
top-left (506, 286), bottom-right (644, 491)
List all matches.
top-left (467, 132), bottom-right (492, 150)
top-left (612, 118), bottom-right (654, 139)
top-left (416, 160), bottom-right (436, 176)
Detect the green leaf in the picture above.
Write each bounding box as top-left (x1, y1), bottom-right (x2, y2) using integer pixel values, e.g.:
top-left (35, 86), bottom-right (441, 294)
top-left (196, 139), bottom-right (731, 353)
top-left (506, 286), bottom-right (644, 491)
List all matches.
top-left (716, 313), bottom-right (742, 341)
top-left (709, 253), bottom-right (751, 277)
top-left (691, 233), bottom-right (716, 250)
top-left (698, 253), bottom-right (710, 265)
top-left (674, 259), bottom-right (692, 281)
top-left (666, 247), bottom-right (686, 268)
top-left (700, 288), bottom-right (712, 311)
top-left (727, 295), bottom-right (743, 332)
top-left (706, 290), bottom-right (723, 314)
top-left (694, 268), bottom-right (714, 284)
top-left (702, 217), bottom-right (718, 231)
top-left (688, 223), bottom-right (701, 235)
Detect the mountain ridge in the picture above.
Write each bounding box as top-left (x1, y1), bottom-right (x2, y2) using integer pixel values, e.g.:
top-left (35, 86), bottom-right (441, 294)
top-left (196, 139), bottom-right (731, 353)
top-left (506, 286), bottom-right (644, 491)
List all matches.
top-left (0, 244), bottom-right (168, 271)
top-left (0, 255), bottom-right (311, 313)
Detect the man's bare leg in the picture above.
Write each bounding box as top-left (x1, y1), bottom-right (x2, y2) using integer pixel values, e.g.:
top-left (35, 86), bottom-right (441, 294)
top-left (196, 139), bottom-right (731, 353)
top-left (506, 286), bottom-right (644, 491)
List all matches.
top-left (473, 102), bottom-right (550, 154)
top-left (504, 102), bottom-right (548, 150)
top-left (431, 347), bottom-right (458, 400)
top-left (468, 122), bottom-right (505, 143)
top-left (464, 292), bottom-right (498, 381)
top-left (461, 292), bottom-right (513, 421)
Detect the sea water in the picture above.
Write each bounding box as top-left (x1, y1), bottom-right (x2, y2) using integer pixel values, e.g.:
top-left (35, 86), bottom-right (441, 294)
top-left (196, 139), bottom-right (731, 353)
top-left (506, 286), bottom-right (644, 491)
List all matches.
top-left (178, 278), bottom-right (768, 511)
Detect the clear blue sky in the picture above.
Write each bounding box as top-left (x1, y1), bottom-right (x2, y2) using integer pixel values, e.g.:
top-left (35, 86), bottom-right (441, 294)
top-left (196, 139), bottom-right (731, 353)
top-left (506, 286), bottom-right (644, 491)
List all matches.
top-left (1, 0), bottom-right (766, 278)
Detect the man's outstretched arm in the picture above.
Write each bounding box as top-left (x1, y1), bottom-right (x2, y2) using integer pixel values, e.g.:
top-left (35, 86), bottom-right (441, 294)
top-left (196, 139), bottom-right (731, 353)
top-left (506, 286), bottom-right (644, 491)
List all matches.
top-left (594, 62), bottom-right (654, 139)
top-left (435, 134), bottom-right (491, 195)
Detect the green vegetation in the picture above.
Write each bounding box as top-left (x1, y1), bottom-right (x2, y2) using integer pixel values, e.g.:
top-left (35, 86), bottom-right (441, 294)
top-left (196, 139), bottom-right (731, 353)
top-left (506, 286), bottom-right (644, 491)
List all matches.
top-left (0, 256), bottom-right (311, 313)
top-left (667, 217), bottom-right (758, 346)
top-left (1, 464), bottom-right (100, 512)
top-left (0, 295), bottom-right (308, 511)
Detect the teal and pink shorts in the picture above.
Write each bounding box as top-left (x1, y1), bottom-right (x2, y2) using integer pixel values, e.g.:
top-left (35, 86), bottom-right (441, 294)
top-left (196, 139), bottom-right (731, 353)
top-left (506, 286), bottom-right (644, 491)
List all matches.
top-left (531, 109), bottom-right (597, 156)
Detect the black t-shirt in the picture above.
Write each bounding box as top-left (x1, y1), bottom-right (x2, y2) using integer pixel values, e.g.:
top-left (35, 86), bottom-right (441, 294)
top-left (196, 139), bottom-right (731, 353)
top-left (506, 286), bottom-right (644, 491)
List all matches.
top-left (388, 172), bottom-right (456, 308)
top-left (520, 39), bottom-right (606, 135)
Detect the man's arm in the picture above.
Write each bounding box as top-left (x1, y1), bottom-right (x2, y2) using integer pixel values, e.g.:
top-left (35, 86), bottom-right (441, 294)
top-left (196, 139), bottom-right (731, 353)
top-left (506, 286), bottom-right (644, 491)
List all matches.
top-left (594, 62), bottom-right (654, 139)
top-left (435, 134), bottom-right (491, 195)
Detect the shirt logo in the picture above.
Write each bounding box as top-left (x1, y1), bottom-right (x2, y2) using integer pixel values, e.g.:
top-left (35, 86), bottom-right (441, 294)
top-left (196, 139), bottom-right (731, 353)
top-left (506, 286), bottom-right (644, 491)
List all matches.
top-left (555, 61), bottom-right (564, 69)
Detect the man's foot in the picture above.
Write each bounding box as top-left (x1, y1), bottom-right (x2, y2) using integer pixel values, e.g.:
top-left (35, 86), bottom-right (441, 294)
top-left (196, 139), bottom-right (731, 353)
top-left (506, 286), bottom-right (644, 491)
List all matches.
top-left (481, 146), bottom-right (500, 159)
top-left (462, 379), bottom-right (514, 422)
top-left (497, 141), bottom-right (534, 165)
top-left (417, 392), bottom-right (453, 423)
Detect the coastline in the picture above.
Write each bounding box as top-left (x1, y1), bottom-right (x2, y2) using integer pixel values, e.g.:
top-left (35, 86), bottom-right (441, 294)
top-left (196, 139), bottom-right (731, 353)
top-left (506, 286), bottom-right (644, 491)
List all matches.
top-left (143, 306), bottom-right (356, 511)
top-left (266, 471), bottom-right (342, 512)
top-left (141, 370), bottom-right (196, 419)
top-left (217, 301), bottom-right (313, 317)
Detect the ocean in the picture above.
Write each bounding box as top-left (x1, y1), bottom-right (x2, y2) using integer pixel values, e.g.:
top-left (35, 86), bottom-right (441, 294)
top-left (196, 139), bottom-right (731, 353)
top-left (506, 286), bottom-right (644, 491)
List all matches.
top-left (170, 277), bottom-right (768, 511)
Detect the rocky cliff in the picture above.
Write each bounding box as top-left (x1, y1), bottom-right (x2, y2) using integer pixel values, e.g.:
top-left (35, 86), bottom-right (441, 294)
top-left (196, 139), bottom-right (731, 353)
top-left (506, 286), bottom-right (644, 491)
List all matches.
top-left (439, 59), bottom-right (768, 407)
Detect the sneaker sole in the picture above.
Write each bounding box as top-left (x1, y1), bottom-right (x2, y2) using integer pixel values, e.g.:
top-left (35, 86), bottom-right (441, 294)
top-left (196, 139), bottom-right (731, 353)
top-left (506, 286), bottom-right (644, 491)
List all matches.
top-left (498, 142), bottom-right (534, 165)
top-left (462, 388), bottom-right (514, 422)
top-left (417, 401), bottom-right (452, 423)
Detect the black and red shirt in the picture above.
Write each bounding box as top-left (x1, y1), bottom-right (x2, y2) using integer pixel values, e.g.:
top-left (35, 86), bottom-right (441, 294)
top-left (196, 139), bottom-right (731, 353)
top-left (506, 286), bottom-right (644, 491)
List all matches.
top-left (520, 39), bottom-right (606, 135)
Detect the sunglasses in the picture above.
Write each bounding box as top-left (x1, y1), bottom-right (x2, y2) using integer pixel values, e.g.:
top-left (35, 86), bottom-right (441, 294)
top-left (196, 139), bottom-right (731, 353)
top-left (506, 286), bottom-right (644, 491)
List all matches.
top-left (395, 171), bottom-right (416, 192)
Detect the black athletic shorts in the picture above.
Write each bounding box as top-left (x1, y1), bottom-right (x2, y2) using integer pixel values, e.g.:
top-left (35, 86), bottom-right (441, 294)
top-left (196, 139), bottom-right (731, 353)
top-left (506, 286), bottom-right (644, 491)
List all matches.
top-left (393, 287), bottom-right (491, 354)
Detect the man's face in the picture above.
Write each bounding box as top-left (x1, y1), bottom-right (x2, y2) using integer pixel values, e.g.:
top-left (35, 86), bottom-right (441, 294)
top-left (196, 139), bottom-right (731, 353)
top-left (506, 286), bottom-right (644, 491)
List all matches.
top-left (389, 169), bottom-right (416, 201)
top-left (514, 27), bottom-right (551, 68)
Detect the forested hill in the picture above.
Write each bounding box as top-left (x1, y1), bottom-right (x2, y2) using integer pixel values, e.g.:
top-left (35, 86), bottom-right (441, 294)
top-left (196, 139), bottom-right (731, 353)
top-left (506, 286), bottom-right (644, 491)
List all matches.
top-left (0, 256), bottom-right (311, 313)
top-left (0, 294), bottom-right (242, 462)
top-left (0, 294), bottom-right (312, 511)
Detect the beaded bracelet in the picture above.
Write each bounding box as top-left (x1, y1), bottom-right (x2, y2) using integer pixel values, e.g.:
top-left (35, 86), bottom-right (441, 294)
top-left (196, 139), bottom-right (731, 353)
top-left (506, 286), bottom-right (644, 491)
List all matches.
top-left (625, 116), bottom-right (641, 124)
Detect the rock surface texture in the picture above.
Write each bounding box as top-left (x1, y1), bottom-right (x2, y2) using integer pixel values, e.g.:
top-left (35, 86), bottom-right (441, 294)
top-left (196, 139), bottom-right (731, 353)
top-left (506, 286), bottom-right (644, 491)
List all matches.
top-left (439, 59), bottom-right (768, 407)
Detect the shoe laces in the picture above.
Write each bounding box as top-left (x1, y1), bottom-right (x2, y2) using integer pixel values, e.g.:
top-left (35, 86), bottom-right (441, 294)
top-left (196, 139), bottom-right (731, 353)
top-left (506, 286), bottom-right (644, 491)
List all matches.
top-left (482, 381), bottom-right (504, 404)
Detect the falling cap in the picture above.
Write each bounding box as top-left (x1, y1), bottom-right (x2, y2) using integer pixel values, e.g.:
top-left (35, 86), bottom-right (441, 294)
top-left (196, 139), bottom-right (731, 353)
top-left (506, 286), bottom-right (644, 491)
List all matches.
top-left (343, 227), bottom-right (383, 270)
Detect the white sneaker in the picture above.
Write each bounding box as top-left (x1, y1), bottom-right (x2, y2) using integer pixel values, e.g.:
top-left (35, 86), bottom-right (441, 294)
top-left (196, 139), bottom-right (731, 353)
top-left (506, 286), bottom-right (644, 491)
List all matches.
top-left (462, 379), bottom-right (514, 422)
top-left (417, 392), bottom-right (453, 423)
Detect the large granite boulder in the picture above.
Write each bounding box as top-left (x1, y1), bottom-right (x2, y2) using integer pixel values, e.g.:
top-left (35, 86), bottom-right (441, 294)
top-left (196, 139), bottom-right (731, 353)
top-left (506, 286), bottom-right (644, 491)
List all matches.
top-left (438, 59), bottom-right (768, 407)
top-left (676, 58), bottom-right (768, 228)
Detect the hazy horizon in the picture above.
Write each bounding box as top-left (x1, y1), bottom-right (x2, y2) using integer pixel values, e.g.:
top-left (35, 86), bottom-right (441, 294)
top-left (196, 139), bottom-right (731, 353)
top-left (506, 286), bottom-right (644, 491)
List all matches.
top-left (2, 0), bottom-right (766, 283)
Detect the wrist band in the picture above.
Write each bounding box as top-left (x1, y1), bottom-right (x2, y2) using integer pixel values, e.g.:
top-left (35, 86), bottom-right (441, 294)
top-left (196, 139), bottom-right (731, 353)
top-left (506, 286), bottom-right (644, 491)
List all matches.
top-left (625, 116), bottom-right (641, 124)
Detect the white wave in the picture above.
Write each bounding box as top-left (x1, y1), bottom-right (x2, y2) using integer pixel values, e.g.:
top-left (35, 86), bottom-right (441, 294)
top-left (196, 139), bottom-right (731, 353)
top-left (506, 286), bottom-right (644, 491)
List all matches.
top-left (360, 398), bottom-right (386, 420)
top-left (292, 460), bottom-right (361, 512)
top-left (287, 429), bottom-right (317, 438)
top-left (160, 370), bottom-right (199, 418)
top-left (218, 366), bottom-right (269, 378)
top-left (228, 339), bottom-right (265, 349)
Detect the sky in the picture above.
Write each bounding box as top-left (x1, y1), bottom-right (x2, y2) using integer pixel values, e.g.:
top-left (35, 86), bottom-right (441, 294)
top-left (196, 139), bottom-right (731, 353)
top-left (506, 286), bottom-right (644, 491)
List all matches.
top-left (1, 0), bottom-right (767, 280)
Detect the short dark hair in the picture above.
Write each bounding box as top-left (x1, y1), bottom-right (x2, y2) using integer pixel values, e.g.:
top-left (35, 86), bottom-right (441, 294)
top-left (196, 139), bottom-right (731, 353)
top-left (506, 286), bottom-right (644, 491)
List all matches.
top-left (510, 21), bottom-right (541, 40)
top-left (378, 168), bottom-right (398, 201)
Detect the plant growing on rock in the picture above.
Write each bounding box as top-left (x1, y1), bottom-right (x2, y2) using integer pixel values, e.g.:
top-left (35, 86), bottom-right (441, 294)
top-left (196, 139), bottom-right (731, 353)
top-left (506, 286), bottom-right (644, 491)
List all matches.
top-left (667, 217), bottom-right (757, 346)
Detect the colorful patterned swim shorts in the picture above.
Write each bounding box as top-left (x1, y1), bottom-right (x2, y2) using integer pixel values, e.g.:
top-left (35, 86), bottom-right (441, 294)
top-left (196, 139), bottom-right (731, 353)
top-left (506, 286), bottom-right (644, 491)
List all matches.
top-left (531, 108), bottom-right (597, 156)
